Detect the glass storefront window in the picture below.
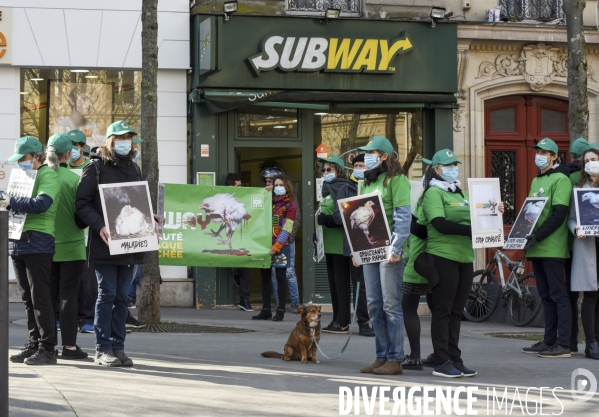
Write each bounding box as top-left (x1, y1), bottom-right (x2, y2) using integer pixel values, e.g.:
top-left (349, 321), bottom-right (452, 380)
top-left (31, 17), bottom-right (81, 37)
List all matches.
top-left (20, 69), bottom-right (142, 147)
top-left (237, 106), bottom-right (298, 138)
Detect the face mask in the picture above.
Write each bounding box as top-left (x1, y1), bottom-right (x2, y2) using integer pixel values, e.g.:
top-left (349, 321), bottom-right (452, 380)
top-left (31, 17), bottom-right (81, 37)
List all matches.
top-left (535, 155), bottom-right (550, 170)
top-left (441, 166), bottom-right (459, 183)
top-left (133, 151), bottom-right (140, 162)
top-left (364, 154), bottom-right (380, 170)
top-left (114, 140), bottom-right (132, 156)
top-left (71, 148), bottom-right (81, 161)
top-left (585, 160), bottom-right (599, 176)
top-left (18, 160), bottom-right (33, 171)
top-left (274, 186), bottom-right (286, 196)
top-left (353, 169), bottom-right (365, 180)
top-left (323, 173), bottom-right (336, 183)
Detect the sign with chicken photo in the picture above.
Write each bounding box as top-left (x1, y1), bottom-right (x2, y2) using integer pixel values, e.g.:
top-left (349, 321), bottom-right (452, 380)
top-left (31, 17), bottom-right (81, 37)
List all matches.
top-left (158, 184), bottom-right (272, 268)
top-left (573, 188), bottom-right (599, 236)
top-left (98, 181), bottom-right (159, 255)
top-left (337, 191), bottom-right (392, 265)
top-left (504, 197), bottom-right (548, 250)
top-left (468, 178), bottom-right (504, 248)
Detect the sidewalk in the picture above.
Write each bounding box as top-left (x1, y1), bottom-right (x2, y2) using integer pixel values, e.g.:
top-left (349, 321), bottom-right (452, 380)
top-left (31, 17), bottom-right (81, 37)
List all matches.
top-left (7, 304), bottom-right (599, 416)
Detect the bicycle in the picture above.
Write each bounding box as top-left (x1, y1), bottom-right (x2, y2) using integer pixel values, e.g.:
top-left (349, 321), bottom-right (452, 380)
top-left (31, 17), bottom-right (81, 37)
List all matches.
top-left (463, 248), bottom-right (542, 327)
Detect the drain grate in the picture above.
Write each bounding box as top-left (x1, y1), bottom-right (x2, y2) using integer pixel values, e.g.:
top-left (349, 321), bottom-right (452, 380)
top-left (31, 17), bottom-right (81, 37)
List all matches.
top-left (130, 323), bottom-right (254, 334)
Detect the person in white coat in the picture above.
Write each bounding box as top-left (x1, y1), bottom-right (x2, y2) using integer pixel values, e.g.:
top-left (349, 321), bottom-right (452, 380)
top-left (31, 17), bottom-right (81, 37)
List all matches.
top-left (568, 148), bottom-right (599, 360)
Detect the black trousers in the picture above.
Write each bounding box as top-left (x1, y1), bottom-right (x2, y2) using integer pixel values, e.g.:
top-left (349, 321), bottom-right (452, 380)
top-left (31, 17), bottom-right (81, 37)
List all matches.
top-left (350, 264), bottom-right (369, 324)
top-left (12, 253), bottom-right (56, 350)
top-left (233, 268), bottom-right (253, 301)
top-left (50, 260), bottom-right (85, 346)
top-left (581, 291), bottom-right (599, 344)
top-left (261, 267), bottom-right (287, 310)
top-left (325, 254), bottom-right (352, 327)
top-left (565, 256), bottom-right (580, 348)
top-left (78, 263), bottom-right (98, 325)
top-left (531, 259), bottom-right (572, 348)
top-left (430, 254), bottom-right (474, 366)
top-left (403, 293), bottom-right (433, 360)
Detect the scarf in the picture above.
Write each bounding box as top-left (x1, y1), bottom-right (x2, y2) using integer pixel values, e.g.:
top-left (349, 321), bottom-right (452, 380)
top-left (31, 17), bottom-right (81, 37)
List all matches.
top-left (429, 177), bottom-right (462, 193)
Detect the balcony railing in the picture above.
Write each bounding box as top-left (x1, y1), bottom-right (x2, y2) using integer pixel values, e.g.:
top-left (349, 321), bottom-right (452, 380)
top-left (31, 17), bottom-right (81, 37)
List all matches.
top-left (500, 0), bottom-right (564, 22)
top-left (286, 0), bottom-right (361, 16)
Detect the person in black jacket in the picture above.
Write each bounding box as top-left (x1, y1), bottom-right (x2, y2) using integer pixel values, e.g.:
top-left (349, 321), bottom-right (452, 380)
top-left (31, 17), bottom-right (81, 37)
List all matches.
top-left (76, 120), bottom-right (145, 367)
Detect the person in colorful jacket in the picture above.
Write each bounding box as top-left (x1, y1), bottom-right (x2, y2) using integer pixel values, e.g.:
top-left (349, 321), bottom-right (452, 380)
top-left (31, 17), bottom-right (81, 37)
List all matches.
top-left (522, 138), bottom-right (573, 358)
top-left (357, 136), bottom-right (411, 376)
top-left (252, 174), bottom-right (297, 322)
top-left (8, 136), bottom-right (61, 366)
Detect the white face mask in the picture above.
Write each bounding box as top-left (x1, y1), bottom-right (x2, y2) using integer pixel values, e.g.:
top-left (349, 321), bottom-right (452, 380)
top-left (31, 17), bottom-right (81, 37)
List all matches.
top-left (585, 160), bottom-right (599, 177)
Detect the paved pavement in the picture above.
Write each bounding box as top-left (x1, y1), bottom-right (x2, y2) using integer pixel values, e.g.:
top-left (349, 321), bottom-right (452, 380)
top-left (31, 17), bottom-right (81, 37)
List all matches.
top-left (6, 303), bottom-right (599, 416)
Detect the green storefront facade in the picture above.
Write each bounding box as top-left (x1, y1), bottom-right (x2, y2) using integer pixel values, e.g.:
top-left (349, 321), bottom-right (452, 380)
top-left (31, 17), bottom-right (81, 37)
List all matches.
top-left (189, 14), bottom-right (457, 308)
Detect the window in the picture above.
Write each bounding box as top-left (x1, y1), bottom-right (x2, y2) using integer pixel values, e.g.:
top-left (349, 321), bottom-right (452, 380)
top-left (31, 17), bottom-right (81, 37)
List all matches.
top-left (500, 0), bottom-right (564, 22)
top-left (237, 107), bottom-right (298, 138)
top-left (541, 108), bottom-right (567, 132)
top-left (490, 108), bottom-right (516, 132)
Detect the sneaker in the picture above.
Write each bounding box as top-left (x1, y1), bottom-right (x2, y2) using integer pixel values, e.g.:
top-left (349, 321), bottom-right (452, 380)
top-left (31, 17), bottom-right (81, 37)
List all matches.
top-left (128, 299), bottom-right (137, 309)
top-left (454, 362), bottom-right (477, 377)
top-left (570, 344), bottom-right (579, 355)
top-left (80, 323), bottom-right (94, 333)
top-left (113, 350), bottom-right (134, 366)
top-left (523, 341), bottom-right (553, 354)
top-left (126, 313), bottom-right (146, 329)
top-left (324, 323), bottom-right (349, 334)
top-left (422, 353), bottom-right (435, 368)
top-left (401, 355), bottom-right (423, 371)
top-left (358, 322), bottom-right (375, 337)
top-left (432, 360), bottom-right (463, 378)
top-left (238, 299), bottom-right (254, 312)
top-left (61, 346), bottom-right (88, 360)
top-left (10, 344), bottom-right (38, 363)
top-left (321, 321), bottom-right (337, 332)
top-left (94, 350), bottom-right (122, 367)
top-left (538, 345), bottom-right (571, 358)
top-left (291, 303), bottom-right (300, 313)
top-left (24, 347), bottom-right (57, 366)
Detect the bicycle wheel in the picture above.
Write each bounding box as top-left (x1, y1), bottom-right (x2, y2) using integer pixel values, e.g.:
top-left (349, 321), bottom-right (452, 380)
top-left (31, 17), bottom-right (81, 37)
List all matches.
top-left (508, 273), bottom-right (543, 327)
top-left (463, 269), bottom-right (501, 322)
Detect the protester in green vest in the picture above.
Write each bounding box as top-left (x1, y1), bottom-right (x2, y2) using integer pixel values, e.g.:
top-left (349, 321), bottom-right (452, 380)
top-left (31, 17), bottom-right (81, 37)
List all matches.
top-left (7, 136), bottom-right (61, 366)
top-left (45, 134), bottom-right (88, 360)
top-left (67, 129), bottom-right (90, 170)
top-left (522, 138), bottom-right (573, 358)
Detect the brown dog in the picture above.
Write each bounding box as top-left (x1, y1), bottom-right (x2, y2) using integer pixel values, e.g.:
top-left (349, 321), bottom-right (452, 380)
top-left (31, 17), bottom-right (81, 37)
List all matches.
top-left (261, 305), bottom-right (322, 364)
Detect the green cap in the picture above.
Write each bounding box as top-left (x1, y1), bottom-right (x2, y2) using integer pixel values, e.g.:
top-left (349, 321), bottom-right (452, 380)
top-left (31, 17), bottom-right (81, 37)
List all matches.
top-left (532, 138), bottom-right (558, 154)
top-left (422, 148), bottom-right (462, 166)
top-left (133, 137), bottom-right (143, 143)
top-left (85, 145), bottom-right (91, 154)
top-left (358, 135), bottom-right (395, 156)
top-left (48, 133), bottom-right (73, 154)
top-left (7, 136), bottom-right (43, 162)
top-left (569, 137), bottom-right (597, 158)
top-left (67, 129), bottom-right (87, 144)
top-left (106, 120), bottom-right (138, 138)
top-left (318, 154), bottom-right (345, 168)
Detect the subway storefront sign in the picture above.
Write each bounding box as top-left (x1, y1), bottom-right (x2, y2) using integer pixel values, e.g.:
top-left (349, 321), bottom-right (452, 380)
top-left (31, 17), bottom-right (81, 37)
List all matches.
top-left (193, 15), bottom-right (457, 93)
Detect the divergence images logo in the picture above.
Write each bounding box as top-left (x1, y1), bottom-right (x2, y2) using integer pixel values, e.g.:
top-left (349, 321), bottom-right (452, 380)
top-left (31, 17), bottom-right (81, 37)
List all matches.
top-left (248, 33), bottom-right (413, 76)
top-left (252, 195), bottom-right (264, 209)
top-left (571, 368), bottom-right (597, 402)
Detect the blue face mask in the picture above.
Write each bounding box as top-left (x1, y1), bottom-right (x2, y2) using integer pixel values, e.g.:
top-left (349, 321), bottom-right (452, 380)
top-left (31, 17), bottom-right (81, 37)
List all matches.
top-left (18, 160), bottom-right (33, 171)
top-left (71, 148), bottom-right (81, 161)
top-left (274, 186), bottom-right (286, 196)
top-left (364, 154), bottom-right (380, 170)
top-left (114, 140), bottom-right (132, 156)
top-left (353, 169), bottom-right (365, 180)
top-left (535, 154), bottom-right (550, 170)
top-left (441, 166), bottom-right (459, 183)
top-left (323, 173), bottom-right (336, 183)
top-left (133, 151), bottom-right (140, 162)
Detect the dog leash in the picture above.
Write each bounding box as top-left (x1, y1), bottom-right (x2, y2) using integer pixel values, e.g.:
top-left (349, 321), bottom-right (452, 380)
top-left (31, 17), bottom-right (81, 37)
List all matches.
top-left (311, 282), bottom-right (360, 360)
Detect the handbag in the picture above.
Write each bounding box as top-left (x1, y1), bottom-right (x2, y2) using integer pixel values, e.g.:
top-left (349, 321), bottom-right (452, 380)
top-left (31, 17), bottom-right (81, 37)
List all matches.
top-left (271, 245), bottom-right (291, 269)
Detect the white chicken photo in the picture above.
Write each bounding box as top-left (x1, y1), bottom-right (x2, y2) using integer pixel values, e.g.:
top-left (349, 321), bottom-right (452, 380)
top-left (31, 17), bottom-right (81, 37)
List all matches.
top-left (350, 201), bottom-right (377, 245)
top-left (339, 193), bottom-right (392, 252)
top-left (507, 198), bottom-right (547, 240)
top-left (198, 193), bottom-right (251, 251)
top-left (115, 205), bottom-right (153, 237)
top-left (576, 189), bottom-right (599, 230)
top-left (101, 184), bottom-right (156, 239)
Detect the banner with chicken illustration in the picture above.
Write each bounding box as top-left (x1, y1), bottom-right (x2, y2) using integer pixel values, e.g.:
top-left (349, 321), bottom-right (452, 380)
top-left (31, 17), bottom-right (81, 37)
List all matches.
top-left (98, 181), bottom-right (159, 255)
top-left (468, 178), bottom-right (504, 248)
top-left (573, 188), bottom-right (599, 236)
top-left (158, 184), bottom-right (272, 268)
top-left (504, 197), bottom-right (548, 250)
top-left (337, 191), bottom-right (392, 265)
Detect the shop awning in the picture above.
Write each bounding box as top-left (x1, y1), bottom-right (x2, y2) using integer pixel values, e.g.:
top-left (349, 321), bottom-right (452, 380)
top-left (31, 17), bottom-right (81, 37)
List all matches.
top-left (197, 89), bottom-right (457, 114)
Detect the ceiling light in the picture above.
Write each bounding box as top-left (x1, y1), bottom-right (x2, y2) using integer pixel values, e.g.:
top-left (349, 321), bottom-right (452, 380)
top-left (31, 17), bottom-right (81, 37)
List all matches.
top-left (71, 69), bottom-right (89, 73)
top-left (30, 78), bottom-right (44, 81)
top-left (315, 112), bottom-right (328, 116)
top-left (85, 75), bottom-right (98, 79)
top-left (273, 125), bottom-right (287, 129)
top-left (223, 1), bottom-right (237, 21)
top-left (325, 8), bottom-right (341, 21)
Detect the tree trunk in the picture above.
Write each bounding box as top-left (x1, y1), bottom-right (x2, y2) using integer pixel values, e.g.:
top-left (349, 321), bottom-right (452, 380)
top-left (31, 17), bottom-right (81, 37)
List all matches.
top-left (563, 0), bottom-right (588, 142)
top-left (138, 0), bottom-right (160, 324)
top-left (403, 113), bottom-right (422, 173)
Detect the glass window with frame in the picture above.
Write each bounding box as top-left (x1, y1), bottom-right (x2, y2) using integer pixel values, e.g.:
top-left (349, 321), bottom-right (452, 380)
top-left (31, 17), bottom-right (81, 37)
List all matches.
top-left (237, 106), bottom-right (298, 138)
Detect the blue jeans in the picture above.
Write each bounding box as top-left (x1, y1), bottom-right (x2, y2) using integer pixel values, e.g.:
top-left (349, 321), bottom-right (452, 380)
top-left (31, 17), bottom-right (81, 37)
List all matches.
top-left (272, 242), bottom-right (300, 305)
top-left (128, 265), bottom-right (141, 302)
top-left (363, 259), bottom-right (406, 362)
top-left (94, 264), bottom-right (134, 351)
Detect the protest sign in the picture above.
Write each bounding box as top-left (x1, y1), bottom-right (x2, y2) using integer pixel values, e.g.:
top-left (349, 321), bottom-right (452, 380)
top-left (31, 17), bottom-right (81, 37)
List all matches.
top-left (468, 178), bottom-right (504, 248)
top-left (504, 197), bottom-right (548, 250)
top-left (573, 188), bottom-right (599, 236)
top-left (7, 168), bottom-right (37, 240)
top-left (337, 191), bottom-right (392, 265)
top-left (313, 208), bottom-right (325, 262)
top-left (98, 181), bottom-right (159, 255)
top-left (158, 184), bottom-right (272, 268)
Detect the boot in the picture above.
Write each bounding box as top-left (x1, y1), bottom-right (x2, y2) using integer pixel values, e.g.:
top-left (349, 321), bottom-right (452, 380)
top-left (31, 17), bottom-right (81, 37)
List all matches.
top-left (252, 308), bottom-right (272, 320)
top-left (272, 308), bottom-right (285, 322)
top-left (373, 361), bottom-right (402, 375)
top-left (584, 342), bottom-right (599, 360)
top-left (360, 360), bottom-right (386, 374)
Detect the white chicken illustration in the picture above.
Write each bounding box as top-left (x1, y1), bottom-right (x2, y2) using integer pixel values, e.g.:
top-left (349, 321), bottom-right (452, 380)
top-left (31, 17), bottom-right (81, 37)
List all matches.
top-left (350, 201), bottom-right (377, 245)
top-left (488, 197), bottom-right (498, 214)
top-left (199, 193), bottom-right (251, 250)
top-left (115, 205), bottom-right (153, 236)
top-left (582, 192), bottom-right (599, 209)
top-left (524, 201), bottom-right (544, 223)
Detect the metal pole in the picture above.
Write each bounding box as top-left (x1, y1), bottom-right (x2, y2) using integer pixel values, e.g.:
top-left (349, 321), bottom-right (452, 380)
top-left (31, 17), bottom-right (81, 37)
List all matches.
top-left (0, 210), bottom-right (8, 417)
